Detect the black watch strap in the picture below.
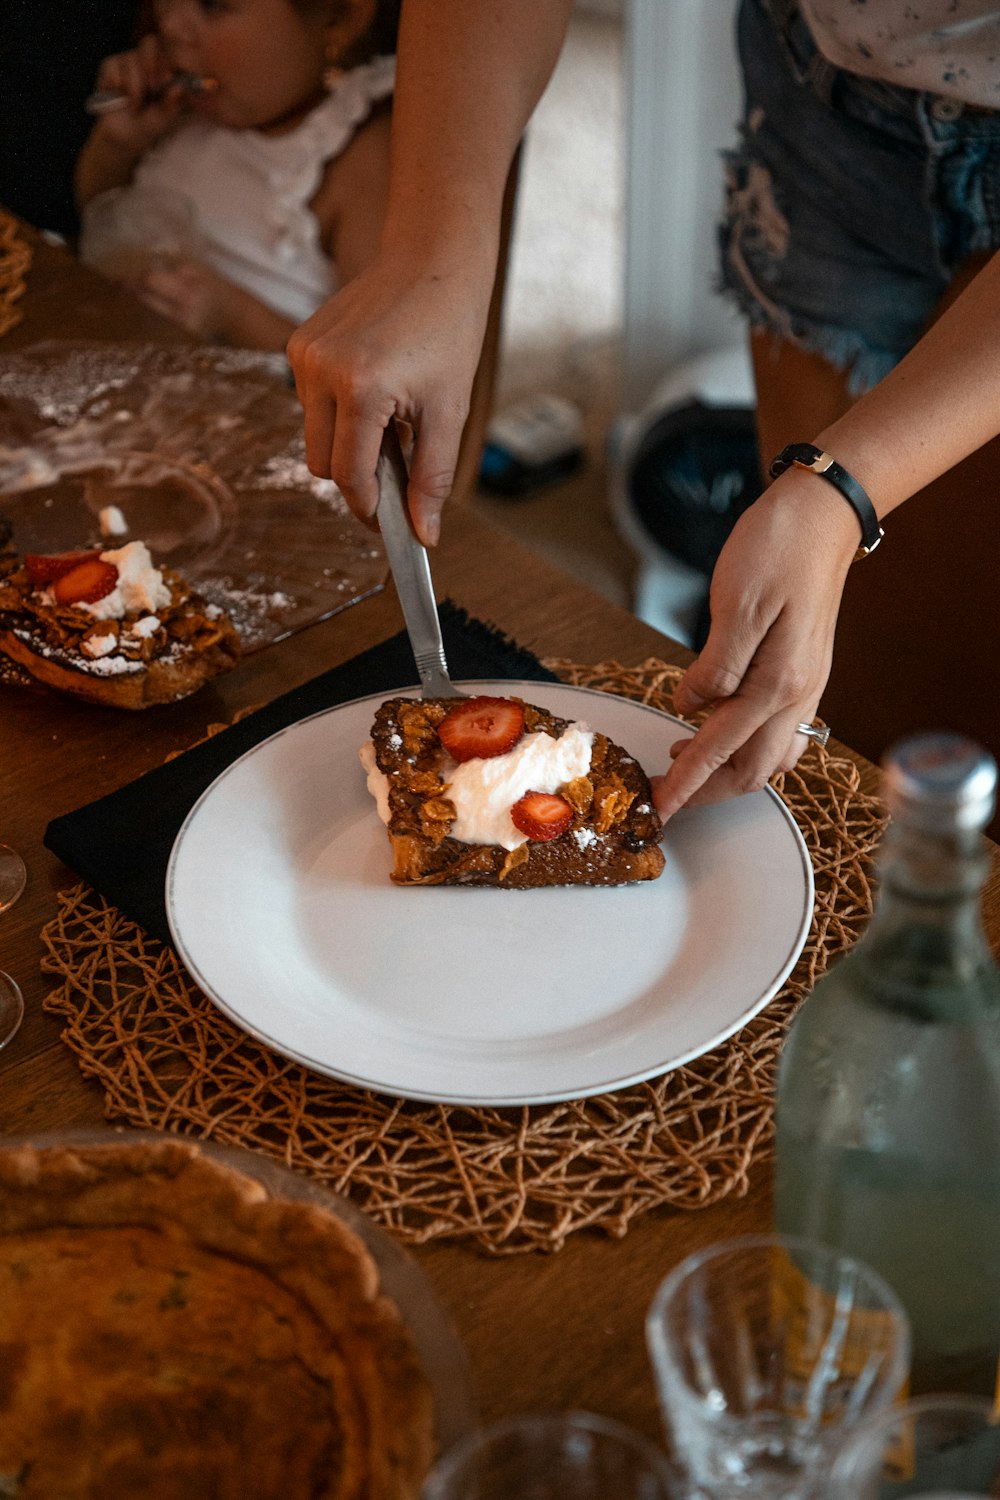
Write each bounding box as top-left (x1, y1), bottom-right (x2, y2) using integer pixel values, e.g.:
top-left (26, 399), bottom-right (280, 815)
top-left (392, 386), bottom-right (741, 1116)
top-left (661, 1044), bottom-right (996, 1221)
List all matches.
top-left (768, 442), bottom-right (883, 559)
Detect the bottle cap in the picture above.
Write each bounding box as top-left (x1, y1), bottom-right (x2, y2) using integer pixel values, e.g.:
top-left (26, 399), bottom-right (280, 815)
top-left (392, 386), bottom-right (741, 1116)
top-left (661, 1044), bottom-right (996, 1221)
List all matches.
top-left (884, 732), bottom-right (997, 831)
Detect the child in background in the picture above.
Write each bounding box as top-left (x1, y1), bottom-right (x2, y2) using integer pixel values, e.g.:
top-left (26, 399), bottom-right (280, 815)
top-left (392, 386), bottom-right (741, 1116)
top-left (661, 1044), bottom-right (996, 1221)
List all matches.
top-left (75, 0), bottom-right (399, 350)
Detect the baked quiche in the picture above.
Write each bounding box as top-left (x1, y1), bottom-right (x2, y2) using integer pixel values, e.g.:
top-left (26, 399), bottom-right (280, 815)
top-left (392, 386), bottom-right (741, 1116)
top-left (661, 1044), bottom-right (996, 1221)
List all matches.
top-left (0, 1139), bottom-right (434, 1499)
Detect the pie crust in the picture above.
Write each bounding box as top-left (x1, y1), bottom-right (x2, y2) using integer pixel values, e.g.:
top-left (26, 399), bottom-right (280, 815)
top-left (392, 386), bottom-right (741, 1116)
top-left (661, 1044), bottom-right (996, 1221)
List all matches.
top-left (0, 1139), bottom-right (435, 1499)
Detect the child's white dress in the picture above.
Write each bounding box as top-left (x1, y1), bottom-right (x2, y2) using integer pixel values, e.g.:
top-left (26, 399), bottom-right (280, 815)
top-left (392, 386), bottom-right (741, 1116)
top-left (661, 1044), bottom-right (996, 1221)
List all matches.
top-left (88, 56), bottom-right (394, 325)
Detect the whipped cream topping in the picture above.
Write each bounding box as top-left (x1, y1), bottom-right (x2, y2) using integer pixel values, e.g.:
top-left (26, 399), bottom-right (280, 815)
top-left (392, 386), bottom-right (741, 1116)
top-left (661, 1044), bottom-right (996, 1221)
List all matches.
top-left (81, 541), bottom-right (171, 621)
top-left (98, 504), bottom-right (128, 538)
top-left (129, 614), bottom-right (161, 638)
top-left (81, 631), bottom-right (118, 659)
top-left (359, 741), bottom-right (391, 824)
top-left (361, 722), bottom-right (595, 851)
top-left (447, 725), bottom-right (594, 849)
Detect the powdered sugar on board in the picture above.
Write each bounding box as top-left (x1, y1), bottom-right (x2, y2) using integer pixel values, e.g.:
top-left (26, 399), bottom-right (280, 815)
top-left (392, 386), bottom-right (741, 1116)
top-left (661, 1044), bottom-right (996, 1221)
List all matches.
top-left (0, 343), bottom-right (387, 656)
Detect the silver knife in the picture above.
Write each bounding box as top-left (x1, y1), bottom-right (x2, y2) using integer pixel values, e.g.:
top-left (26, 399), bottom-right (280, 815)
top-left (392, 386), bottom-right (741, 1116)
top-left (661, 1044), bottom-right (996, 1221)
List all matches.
top-left (376, 423), bottom-right (461, 699)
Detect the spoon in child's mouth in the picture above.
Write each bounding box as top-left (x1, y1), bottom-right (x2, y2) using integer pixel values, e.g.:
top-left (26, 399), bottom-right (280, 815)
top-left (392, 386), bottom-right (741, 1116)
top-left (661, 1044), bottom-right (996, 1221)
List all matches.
top-left (85, 74), bottom-right (218, 116)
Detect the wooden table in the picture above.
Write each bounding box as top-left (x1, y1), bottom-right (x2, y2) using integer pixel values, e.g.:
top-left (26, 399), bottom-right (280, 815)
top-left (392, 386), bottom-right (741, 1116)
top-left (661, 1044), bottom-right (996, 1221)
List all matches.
top-left (3, 224), bottom-right (999, 1449)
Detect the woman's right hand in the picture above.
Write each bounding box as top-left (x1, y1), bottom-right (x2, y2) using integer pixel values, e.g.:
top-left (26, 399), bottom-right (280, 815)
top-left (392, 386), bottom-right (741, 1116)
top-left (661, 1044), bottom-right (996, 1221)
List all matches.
top-left (90, 34), bottom-right (185, 155)
top-left (286, 243), bottom-right (495, 547)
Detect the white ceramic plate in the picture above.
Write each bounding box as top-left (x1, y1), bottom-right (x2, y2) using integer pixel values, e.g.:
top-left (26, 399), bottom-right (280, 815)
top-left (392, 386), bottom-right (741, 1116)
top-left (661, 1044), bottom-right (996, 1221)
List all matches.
top-left (167, 681), bottom-right (814, 1106)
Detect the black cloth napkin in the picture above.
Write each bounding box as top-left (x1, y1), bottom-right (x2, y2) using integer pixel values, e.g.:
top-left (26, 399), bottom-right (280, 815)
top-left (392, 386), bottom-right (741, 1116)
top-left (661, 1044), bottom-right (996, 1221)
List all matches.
top-left (44, 601), bottom-right (559, 943)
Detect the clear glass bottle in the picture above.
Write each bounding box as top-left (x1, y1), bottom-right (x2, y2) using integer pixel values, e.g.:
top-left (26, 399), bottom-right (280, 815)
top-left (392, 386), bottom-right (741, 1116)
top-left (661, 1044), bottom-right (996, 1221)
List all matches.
top-left (775, 732), bottom-right (1000, 1397)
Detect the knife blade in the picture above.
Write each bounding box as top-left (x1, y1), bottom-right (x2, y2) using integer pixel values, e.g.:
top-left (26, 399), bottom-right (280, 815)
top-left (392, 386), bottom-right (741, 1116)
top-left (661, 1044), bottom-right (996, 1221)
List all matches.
top-left (376, 423), bottom-right (460, 699)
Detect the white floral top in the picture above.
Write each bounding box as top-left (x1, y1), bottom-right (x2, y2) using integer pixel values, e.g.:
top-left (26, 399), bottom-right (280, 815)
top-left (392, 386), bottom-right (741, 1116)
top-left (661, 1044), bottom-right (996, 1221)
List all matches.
top-left (113, 56), bottom-right (394, 325)
top-left (801, 1), bottom-right (1000, 106)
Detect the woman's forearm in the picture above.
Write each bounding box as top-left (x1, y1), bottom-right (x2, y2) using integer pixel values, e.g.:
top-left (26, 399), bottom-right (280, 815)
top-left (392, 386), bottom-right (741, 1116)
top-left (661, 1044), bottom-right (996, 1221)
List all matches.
top-left (815, 249), bottom-right (1000, 517)
top-left (382, 0), bottom-right (574, 267)
top-left (286, 0), bottom-right (574, 541)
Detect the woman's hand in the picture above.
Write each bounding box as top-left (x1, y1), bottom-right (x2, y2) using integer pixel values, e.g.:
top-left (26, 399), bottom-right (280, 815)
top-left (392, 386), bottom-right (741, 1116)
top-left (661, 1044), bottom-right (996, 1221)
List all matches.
top-left (651, 472), bottom-right (861, 819)
top-left (286, 246), bottom-right (495, 546)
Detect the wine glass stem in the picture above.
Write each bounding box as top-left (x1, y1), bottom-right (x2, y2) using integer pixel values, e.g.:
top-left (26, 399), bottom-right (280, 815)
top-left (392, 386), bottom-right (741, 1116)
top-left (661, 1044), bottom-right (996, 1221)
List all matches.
top-left (0, 843), bottom-right (27, 913)
top-left (0, 970), bottom-right (24, 1049)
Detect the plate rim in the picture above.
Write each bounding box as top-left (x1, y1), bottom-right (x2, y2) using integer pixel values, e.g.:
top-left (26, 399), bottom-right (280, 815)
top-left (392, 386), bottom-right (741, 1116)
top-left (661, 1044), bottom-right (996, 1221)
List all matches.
top-left (166, 680), bottom-right (815, 1105)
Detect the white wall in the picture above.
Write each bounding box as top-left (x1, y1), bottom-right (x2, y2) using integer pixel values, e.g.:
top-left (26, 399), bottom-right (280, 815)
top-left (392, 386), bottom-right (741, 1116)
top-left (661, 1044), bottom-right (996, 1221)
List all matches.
top-left (623, 0), bottom-right (744, 410)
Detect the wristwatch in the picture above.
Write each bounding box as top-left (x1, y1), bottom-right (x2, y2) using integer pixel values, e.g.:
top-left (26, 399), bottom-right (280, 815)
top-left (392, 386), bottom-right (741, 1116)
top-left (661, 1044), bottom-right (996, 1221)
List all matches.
top-left (768, 442), bottom-right (883, 559)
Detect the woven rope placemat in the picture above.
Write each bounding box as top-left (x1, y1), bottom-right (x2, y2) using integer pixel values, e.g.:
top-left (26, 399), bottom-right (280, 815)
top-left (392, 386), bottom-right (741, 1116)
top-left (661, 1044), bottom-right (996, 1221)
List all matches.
top-left (0, 212), bottom-right (32, 339)
top-left (39, 660), bottom-right (886, 1254)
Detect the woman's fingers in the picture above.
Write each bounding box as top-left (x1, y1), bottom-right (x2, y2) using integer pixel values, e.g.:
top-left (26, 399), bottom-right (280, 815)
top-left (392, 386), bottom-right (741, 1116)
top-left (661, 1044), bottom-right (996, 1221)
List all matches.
top-left (299, 386), bottom-right (337, 485)
top-left (405, 399), bottom-right (471, 547)
top-left (291, 345), bottom-right (469, 546)
top-left (654, 698), bottom-right (817, 816)
top-left (289, 290), bottom-right (415, 521)
top-left (651, 478), bottom-right (856, 820)
top-left (328, 405), bottom-right (392, 527)
top-left (655, 609), bottom-right (828, 819)
top-left (287, 251), bottom-right (492, 543)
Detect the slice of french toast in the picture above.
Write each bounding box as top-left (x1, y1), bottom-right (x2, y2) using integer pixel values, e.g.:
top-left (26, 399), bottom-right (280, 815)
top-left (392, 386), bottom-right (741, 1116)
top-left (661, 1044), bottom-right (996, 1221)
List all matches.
top-left (0, 539), bottom-right (240, 708)
top-left (362, 693), bottom-right (665, 887)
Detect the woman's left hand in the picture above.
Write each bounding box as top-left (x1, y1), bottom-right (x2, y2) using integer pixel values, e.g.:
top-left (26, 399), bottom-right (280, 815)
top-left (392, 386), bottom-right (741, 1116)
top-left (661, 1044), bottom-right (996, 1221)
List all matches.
top-left (650, 470), bottom-right (861, 820)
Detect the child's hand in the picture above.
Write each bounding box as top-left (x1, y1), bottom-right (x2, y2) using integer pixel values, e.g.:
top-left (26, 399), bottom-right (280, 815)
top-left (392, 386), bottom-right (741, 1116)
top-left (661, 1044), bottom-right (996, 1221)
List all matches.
top-left (136, 256), bottom-right (236, 340)
top-left (90, 34), bottom-right (186, 155)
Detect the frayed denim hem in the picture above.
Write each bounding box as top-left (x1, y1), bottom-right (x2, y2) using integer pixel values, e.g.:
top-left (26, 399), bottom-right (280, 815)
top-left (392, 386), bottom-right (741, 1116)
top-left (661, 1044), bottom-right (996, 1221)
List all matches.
top-left (715, 267), bottom-right (900, 397)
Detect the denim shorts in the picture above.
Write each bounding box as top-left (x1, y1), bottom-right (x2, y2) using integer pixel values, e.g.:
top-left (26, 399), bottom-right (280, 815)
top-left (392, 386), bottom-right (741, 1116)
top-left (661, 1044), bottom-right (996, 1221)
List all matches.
top-left (719, 0), bottom-right (1000, 392)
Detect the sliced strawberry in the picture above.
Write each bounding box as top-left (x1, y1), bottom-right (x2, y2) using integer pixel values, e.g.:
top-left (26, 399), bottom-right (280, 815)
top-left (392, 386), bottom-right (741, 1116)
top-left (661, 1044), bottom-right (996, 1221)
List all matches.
top-left (438, 695), bottom-right (525, 762)
top-left (24, 549), bottom-right (103, 587)
top-left (51, 557), bottom-right (119, 607)
top-left (511, 790), bottom-right (574, 842)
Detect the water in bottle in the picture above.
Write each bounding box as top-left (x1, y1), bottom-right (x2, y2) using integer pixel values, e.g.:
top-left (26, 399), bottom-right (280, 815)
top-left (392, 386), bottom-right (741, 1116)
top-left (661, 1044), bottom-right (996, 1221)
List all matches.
top-left (775, 733), bottom-right (1000, 1397)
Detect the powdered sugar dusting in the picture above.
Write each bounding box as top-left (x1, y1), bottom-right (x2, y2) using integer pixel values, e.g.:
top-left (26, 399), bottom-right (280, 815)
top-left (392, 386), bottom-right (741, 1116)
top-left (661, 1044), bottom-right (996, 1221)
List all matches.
top-left (78, 653), bottom-right (143, 677)
top-left (12, 626), bottom-right (143, 674)
top-left (258, 452), bottom-right (350, 512)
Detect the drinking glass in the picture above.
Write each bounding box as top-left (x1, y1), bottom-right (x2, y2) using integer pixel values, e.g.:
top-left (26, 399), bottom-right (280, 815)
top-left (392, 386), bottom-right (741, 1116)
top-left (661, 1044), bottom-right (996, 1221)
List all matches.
top-left (829, 1395), bottom-right (1000, 1498)
top-left (0, 969), bottom-right (24, 1050)
top-left (419, 1411), bottom-right (678, 1499)
top-left (0, 842), bottom-right (26, 913)
top-left (0, 840), bottom-right (26, 1048)
top-left (646, 1233), bottom-right (911, 1499)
